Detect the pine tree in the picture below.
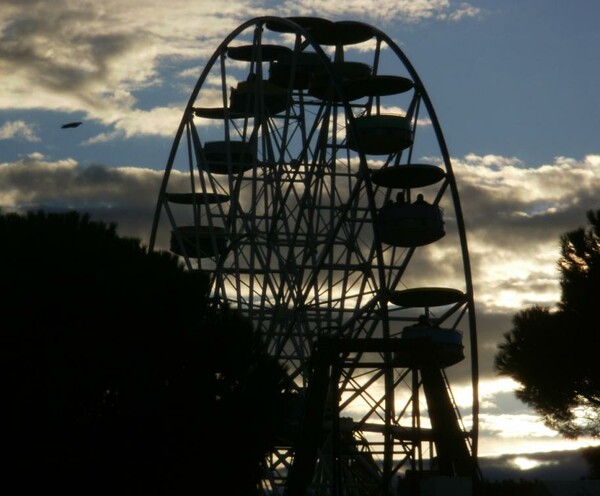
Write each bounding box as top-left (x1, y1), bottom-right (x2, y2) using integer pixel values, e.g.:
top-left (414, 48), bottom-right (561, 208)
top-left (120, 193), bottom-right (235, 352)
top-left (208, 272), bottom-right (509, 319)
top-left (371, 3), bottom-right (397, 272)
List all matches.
top-left (495, 209), bottom-right (600, 438)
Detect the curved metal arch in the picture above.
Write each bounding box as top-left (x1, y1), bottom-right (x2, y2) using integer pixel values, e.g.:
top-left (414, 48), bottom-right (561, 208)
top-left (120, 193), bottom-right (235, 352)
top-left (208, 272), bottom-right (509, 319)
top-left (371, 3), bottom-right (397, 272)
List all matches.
top-left (148, 16), bottom-right (361, 251)
top-left (365, 23), bottom-right (480, 461)
top-left (150, 16), bottom-right (388, 297)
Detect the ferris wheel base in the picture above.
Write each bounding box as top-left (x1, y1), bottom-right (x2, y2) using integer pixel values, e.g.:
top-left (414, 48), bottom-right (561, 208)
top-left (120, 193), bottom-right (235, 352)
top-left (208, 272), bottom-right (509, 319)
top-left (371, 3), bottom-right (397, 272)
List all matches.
top-left (284, 336), bottom-right (476, 496)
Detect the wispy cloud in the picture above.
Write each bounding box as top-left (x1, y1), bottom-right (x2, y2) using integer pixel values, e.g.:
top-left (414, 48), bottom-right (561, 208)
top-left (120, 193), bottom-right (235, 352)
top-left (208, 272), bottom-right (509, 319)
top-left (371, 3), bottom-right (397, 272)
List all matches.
top-left (0, 120), bottom-right (40, 141)
top-left (0, 152), bottom-right (183, 243)
top-left (0, 0), bottom-right (482, 140)
top-left (452, 153), bottom-right (600, 313)
top-left (0, 151), bottom-right (595, 318)
top-left (275, 0), bottom-right (481, 24)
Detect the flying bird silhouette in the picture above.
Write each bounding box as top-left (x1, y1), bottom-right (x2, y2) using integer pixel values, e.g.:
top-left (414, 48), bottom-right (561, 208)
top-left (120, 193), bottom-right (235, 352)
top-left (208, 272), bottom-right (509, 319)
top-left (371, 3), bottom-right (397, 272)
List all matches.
top-left (61, 122), bottom-right (82, 129)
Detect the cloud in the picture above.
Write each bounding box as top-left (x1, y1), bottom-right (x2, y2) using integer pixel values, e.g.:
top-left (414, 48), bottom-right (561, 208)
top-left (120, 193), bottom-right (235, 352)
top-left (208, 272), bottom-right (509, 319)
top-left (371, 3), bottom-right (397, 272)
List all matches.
top-left (447, 3), bottom-right (481, 21)
top-left (452, 154), bottom-right (600, 314)
top-left (480, 412), bottom-right (558, 439)
top-left (0, 152), bottom-right (190, 244)
top-left (479, 449), bottom-right (594, 481)
top-left (0, 0), bottom-right (482, 141)
top-left (2, 150), bottom-right (595, 319)
top-left (275, 0), bottom-right (481, 24)
top-left (1, 150), bottom-right (595, 381)
top-left (363, 152), bottom-right (599, 385)
top-left (2, 148), bottom-right (598, 460)
top-left (0, 1), bottom-right (258, 133)
top-left (84, 106), bottom-right (185, 142)
top-left (379, 153), bottom-right (600, 380)
top-left (0, 120), bottom-right (40, 141)
top-left (424, 154), bottom-right (600, 384)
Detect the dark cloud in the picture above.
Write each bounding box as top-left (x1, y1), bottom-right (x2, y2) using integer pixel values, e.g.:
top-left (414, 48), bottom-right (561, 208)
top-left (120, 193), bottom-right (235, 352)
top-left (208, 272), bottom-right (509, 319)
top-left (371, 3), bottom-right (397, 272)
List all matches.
top-left (2, 160), bottom-right (156, 204)
top-left (456, 161), bottom-right (600, 252)
top-left (0, 155), bottom-right (170, 244)
top-left (2, 153), bottom-right (591, 383)
top-left (492, 274), bottom-right (558, 294)
top-left (0, 1), bottom-right (158, 121)
top-left (473, 311), bottom-right (513, 378)
top-left (479, 449), bottom-right (592, 481)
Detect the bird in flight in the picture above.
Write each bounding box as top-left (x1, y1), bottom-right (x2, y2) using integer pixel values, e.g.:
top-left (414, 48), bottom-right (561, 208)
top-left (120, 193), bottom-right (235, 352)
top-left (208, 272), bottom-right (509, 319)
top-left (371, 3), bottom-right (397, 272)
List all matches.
top-left (61, 122), bottom-right (82, 129)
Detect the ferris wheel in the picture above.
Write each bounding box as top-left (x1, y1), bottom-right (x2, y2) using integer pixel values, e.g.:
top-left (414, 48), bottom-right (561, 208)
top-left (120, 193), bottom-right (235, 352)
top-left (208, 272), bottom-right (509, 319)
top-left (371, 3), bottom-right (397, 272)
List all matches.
top-left (149, 16), bottom-right (480, 496)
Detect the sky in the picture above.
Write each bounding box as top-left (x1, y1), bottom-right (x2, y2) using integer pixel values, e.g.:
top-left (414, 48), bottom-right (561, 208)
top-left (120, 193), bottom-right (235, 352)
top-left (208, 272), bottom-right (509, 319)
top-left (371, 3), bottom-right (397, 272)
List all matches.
top-left (2, 0), bottom-right (600, 480)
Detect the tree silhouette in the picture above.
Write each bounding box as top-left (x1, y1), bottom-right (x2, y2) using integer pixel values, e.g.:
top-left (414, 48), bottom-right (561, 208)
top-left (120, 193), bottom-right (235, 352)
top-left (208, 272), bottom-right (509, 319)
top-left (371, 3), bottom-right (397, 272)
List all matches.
top-left (583, 446), bottom-right (600, 479)
top-left (0, 210), bottom-right (289, 495)
top-left (480, 478), bottom-right (540, 496)
top-left (495, 209), bottom-right (600, 439)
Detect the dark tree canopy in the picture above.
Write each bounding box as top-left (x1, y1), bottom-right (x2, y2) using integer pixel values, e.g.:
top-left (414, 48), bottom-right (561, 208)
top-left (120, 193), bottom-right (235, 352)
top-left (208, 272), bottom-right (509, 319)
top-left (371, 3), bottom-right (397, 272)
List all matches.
top-left (495, 209), bottom-right (600, 439)
top-left (583, 446), bottom-right (600, 480)
top-left (558, 209), bottom-right (600, 319)
top-left (0, 210), bottom-right (289, 495)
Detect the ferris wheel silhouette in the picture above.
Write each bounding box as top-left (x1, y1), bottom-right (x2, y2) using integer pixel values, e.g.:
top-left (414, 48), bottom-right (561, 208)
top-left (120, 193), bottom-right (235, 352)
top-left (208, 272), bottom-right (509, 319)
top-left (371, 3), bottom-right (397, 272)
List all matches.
top-left (149, 16), bottom-right (481, 496)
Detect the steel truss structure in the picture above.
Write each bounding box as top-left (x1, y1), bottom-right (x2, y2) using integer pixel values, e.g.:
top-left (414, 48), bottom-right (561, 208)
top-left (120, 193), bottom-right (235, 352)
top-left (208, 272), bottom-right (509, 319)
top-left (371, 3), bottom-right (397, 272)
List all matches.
top-left (149, 16), bottom-right (480, 496)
